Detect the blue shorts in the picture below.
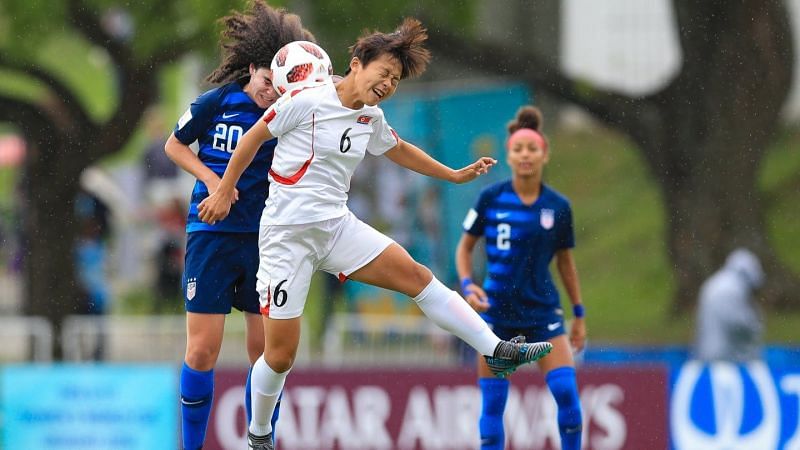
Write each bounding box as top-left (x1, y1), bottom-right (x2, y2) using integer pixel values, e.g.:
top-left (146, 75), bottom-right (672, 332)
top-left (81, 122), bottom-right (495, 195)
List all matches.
top-left (488, 310), bottom-right (566, 343)
top-left (183, 231), bottom-right (260, 314)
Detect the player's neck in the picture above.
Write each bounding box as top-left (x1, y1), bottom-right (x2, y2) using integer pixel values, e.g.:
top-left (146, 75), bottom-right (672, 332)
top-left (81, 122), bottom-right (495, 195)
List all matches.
top-left (512, 176), bottom-right (542, 200)
top-left (335, 78), bottom-right (364, 110)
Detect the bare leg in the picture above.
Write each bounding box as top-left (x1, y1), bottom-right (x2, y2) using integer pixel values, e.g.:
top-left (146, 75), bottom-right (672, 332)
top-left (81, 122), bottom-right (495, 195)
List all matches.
top-left (537, 334), bottom-right (574, 373)
top-left (244, 312), bottom-right (265, 365)
top-left (184, 312), bottom-right (225, 370)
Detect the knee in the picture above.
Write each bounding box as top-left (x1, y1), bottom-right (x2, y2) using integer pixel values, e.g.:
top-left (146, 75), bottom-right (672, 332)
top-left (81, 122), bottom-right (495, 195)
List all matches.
top-left (409, 263), bottom-right (433, 290)
top-left (264, 345), bottom-right (296, 373)
top-left (184, 344), bottom-right (220, 371)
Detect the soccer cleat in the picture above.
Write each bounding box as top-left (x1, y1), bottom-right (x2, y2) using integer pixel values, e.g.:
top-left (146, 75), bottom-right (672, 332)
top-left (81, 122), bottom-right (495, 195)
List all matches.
top-left (247, 431), bottom-right (273, 450)
top-left (485, 336), bottom-right (553, 378)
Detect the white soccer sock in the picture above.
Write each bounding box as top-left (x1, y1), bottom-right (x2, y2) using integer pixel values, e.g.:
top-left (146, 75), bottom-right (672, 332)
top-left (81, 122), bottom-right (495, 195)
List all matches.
top-left (249, 354), bottom-right (290, 436)
top-left (413, 277), bottom-right (501, 356)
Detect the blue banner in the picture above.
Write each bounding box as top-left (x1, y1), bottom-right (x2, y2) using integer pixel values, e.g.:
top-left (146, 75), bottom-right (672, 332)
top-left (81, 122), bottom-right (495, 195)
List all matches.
top-left (2, 364), bottom-right (177, 450)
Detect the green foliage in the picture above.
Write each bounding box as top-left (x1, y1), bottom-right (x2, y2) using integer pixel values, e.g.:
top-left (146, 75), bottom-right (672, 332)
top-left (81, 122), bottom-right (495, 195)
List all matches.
top-left (0, 0), bottom-right (259, 126)
top-left (0, 0), bottom-right (477, 124)
top-left (0, 69), bottom-right (47, 103)
top-left (547, 126), bottom-right (800, 344)
top-left (762, 130), bottom-right (800, 271)
top-left (547, 127), bottom-right (679, 343)
top-left (38, 34), bottom-right (117, 121)
top-left (307, 0), bottom-right (477, 74)
top-left (0, 1), bottom-right (68, 56)
top-left (0, 0), bottom-right (248, 65)
top-left (1, 32), bottom-right (120, 123)
top-left (97, 0), bottom-right (228, 60)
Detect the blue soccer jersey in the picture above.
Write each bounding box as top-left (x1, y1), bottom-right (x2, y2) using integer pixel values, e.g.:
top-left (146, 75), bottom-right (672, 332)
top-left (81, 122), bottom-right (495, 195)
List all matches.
top-left (173, 81), bottom-right (275, 233)
top-left (463, 181), bottom-right (575, 328)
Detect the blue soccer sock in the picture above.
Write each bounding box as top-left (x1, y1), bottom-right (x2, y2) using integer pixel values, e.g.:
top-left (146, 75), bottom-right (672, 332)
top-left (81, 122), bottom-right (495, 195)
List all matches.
top-left (478, 377), bottom-right (510, 450)
top-left (546, 366), bottom-right (582, 450)
top-left (246, 365), bottom-right (254, 425)
top-left (180, 362), bottom-right (214, 450)
top-left (272, 391), bottom-right (282, 435)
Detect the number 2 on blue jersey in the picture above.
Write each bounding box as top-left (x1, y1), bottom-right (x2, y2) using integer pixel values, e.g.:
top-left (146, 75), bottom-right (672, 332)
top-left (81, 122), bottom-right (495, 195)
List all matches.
top-left (497, 223), bottom-right (511, 250)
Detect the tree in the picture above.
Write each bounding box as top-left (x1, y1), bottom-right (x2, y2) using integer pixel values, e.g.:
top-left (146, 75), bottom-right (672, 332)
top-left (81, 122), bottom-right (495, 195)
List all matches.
top-left (0, 0), bottom-right (235, 358)
top-left (427, 0), bottom-right (799, 311)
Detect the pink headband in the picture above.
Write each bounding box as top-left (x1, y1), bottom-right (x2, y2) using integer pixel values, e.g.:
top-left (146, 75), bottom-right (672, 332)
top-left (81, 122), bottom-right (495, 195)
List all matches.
top-left (507, 128), bottom-right (547, 151)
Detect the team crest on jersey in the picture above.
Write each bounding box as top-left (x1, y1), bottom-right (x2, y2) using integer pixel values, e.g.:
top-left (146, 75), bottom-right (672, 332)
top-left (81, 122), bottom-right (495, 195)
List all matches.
top-left (186, 278), bottom-right (197, 301)
top-left (357, 115), bottom-right (372, 125)
top-left (540, 209), bottom-right (555, 230)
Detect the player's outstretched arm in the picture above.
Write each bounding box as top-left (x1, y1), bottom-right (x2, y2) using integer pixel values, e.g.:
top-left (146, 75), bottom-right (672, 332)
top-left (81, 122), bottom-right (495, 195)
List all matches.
top-left (198, 120), bottom-right (274, 224)
top-left (385, 139), bottom-right (496, 184)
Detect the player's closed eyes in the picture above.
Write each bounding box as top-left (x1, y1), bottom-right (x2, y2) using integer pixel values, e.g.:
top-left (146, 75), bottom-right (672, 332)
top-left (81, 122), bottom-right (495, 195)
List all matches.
top-left (381, 70), bottom-right (397, 82)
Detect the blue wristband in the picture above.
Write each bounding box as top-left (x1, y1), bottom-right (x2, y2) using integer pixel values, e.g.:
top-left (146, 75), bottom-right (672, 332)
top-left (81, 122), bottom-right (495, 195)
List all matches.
top-left (573, 304), bottom-right (585, 318)
top-left (460, 277), bottom-right (473, 293)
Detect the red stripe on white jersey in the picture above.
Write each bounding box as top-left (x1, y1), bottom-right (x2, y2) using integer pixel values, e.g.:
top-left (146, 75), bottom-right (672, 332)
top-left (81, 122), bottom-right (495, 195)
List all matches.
top-left (390, 129), bottom-right (400, 145)
top-left (269, 113), bottom-right (315, 185)
top-left (262, 109), bottom-right (276, 124)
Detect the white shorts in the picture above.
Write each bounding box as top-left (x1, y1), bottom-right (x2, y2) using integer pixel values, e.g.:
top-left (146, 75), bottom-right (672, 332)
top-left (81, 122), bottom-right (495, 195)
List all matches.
top-left (256, 211), bottom-right (394, 319)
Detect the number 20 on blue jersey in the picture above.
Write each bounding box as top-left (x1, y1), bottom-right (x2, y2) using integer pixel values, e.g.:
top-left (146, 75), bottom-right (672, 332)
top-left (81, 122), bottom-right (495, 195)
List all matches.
top-left (212, 123), bottom-right (244, 153)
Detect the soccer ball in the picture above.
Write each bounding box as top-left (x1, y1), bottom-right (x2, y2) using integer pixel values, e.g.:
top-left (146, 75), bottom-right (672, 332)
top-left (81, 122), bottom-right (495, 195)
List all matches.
top-left (271, 41), bottom-right (333, 95)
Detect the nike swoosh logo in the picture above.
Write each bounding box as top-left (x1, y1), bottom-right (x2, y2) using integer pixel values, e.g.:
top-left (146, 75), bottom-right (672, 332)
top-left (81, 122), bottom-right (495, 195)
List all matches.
top-left (497, 212), bottom-right (510, 219)
top-left (222, 112), bottom-right (239, 119)
top-left (547, 322), bottom-right (561, 331)
top-left (180, 398), bottom-right (205, 406)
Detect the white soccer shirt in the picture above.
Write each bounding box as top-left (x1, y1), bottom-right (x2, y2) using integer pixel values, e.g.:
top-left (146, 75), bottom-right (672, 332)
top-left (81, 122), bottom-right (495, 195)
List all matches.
top-left (261, 80), bottom-right (399, 225)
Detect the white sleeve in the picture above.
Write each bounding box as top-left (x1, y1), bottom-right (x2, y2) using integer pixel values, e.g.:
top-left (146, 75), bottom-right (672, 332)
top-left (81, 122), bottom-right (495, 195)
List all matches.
top-left (264, 90), bottom-right (314, 138)
top-left (367, 113), bottom-right (399, 156)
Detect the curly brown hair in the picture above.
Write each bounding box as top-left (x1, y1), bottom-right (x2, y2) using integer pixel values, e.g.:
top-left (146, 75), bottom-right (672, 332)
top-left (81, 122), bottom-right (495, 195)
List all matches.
top-left (507, 105), bottom-right (544, 134)
top-left (206, 0), bottom-right (315, 84)
top-left (347, 18), bottom-right (431, 80)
